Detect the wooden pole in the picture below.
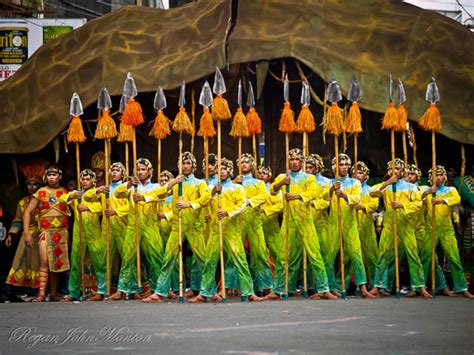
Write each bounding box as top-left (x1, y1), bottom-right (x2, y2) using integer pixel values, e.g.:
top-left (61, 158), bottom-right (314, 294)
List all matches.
top-left (132, 129), bottom-right (141, 289)
top-left (354, 134), bottom-right (358, 164)
top-left (252, 135), bottom-right (258, 164)
top-left (402, 132), bottom-right (408, 164)
top-left (461, 144), bottom-right (466, 177)
top-left (178, 132), bottom-right (184, 303)
top-left (76, 143), bottom-right (86, 299)
top-left (431, 131), bottom-right (436, 295)
top-left (105, 139), bottom-right (111, 296)
top-left (284, 133), bottom-right (290, 300)
top-left (335, 135), bottom-right (346, 299)
top-left (125, 142), bottom-right (130, 179)
top-left (238, 138), bottom-right (243, 176)
top-left (217, 121), bottom-right (226, 302)
top-left (157, 139), bottom-right (162, 179)
top-left (302, 132), bottom-right (308, 298)
top-left (391, 130), bottom-right (400, 299)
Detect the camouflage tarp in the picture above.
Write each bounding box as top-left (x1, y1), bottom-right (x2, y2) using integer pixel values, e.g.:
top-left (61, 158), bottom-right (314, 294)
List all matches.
top-left (0, 0), bottom-right (473, 153)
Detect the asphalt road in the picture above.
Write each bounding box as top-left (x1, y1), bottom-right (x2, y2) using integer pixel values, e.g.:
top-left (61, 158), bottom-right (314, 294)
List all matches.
top-left (0, 296), bottom-right (472, 354)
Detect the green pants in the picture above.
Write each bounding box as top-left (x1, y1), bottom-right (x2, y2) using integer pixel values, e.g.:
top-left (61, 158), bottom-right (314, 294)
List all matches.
top-left (273, 216), bottom-right (329, 294)
top-left (69, 216), bottom-right (106, 298)
top-left (357, 214), bottom-right (379, 287)
top-left (241, 208), bottom-right (273, 291)
top-left (117, 212), bottom-right (163, 294)
top-left (420, 222), bottom-right (467, 293)
top-left (155, 216), bottom-right (206, 297)
top-left (374, 211), bottom-right (425, 290)
top-left (262, 214), bottom-right (280, 265)
top-left (200, 216), bottom-right (255, 297)
top-left (160, 220), bottom-right (179, 292)
top-left (327, 211), bottom-right (367, 290)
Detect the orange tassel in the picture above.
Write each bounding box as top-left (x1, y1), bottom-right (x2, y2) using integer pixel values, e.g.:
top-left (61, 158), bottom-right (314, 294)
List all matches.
top-left (419, 103), bottom-right (441, 132)
top-left (230, 107), bottom-right (249, 138)
top-left (172, 107), bottom-right (195, 135)
top-left (149, 111), bottom-right (171, 140)
top-left (295, 105), bottom-right (316, 133)
top-left (382, 102), bottom-right (399, 131)
top-left (117, 121), bottom-right (133, 142)
top-left (197, 107), bottom-right (216, 138)
top-left (67, 115), bottom-right (86, 143)
top-left (278, 102), bottom-right (296, 133)
top-left (94, 110), bottom-right (118, 140)
top-left (396, 103), bottom-right (408, 133)
top-left (344, 102), bottom-right (363, 134)
top-left (246, 107), bottom-right (262, 135)
top-left (212, 95), bottom-right (232, 121)
top-left (121, 98), bottom-right (144, 126)
top-left (324, 103), bottom-right (344, 136)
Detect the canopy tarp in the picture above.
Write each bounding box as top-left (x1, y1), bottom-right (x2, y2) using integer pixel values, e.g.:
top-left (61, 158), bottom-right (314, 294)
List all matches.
top-left (0, 0), bottom-right (473, 153)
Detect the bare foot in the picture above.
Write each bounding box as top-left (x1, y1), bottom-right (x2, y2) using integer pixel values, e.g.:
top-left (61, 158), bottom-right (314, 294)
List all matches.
top-left (379, 290), bottom-right (390, 297)
top-left (360, 285), bottom-right (376, 299)
top-left (32, 295), bottom-right (46, 303)
top-left (188, 295), bottom-right (207, 303)
top-left (368, 287), bottom-right (379, 297)
top-left (133, 293), bottom-right (143, 300)
top-left (330, 290), bottom-right (341, 298)
top-left (227, 289), bottom-right (235, 297)
top-left (184, 289), bottom-right (196, 298)
top-left (318, 292), bottom-right (337, 300)
top-left (105, 291), bottom-right (123, 301)
top-left (462, 291), bottom-right (474, 299)
top-left (49, 295), bottom-right (61, 302)
top-left (87, 294), bottom-right (104, 301)
top-left (440, 288), bottom-right (456, 297)
top-left (168, 291), bottom-right (178, 299)
top-left (405, 290), bottom-right (417, 297)
top-left (249, 294), bottom-right (264, 302)
top-left (211, 294), bottom-right (223, 302)
top-left (142, 294), bottom-right (164, 303)
top-left (420, 288), bottom-right (433, 299)
top-left (140, 290), bottom-right (152, 299)
top-left (309, 293), bottom-right (321, 300)
top-left (60, 295), bottom-right (74, 302)
top-left (235, 289), bottom-right (241, 298)
top-left (264, 292), bottom-right (279, 300)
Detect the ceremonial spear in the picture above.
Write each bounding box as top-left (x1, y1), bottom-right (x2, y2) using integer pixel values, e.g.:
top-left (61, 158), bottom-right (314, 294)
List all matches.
top-left (121, 72), bottom-right (145, 289)
top-left (66, 92), bottom-right (87, 300)
top-left (419, 78), bottom-right (442, 296)
top-left (246, 82), bottom-right (262, 163)
top-left (171, 81), bottom-right (194, 303)
top-left (212, 67), bottom-right (232, 303)
top-left (295, 80), bottom-right (315, 299)
top-left (197, 81), bottom-right (216, 246)
top-left (230, 80), bottom-right (249, 176)
top-left (344, 76), bottom-right (363, 163)
top-left (323, 78), bottom-right (346, 300)
top-left (278, 74), bottom-right (296, 301)
top-left (381, 76), bottom-right (401, 299)
top-left (149, 86), bottom-right (171, 179)
top-left (94, 87), bottom-right (118, 295)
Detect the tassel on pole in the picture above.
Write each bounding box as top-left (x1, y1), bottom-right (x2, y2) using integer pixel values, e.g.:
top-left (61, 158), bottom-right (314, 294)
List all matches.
top-left (149, 111), bottom-right (171, 140)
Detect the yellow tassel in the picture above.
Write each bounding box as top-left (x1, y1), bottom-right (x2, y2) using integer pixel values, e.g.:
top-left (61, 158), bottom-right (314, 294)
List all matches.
top-left (212, 95), bottom-right (232, 121)
top-left (172, 107), bottom-right (195, 135)
top-left (230, 107), bottom-right (249, 138)
top-left (117, 121), bottom-right (133, 142)
top-left (94, 110), bottom-right (118, 140)
top-left (344, 102), bottom-right (363, 134)
top-left (149, 111), bottom-right (171, 140)
top-left (382, 102), bottom-right (399, 130)
top-left (295, 105), bottom-right (316, 133)
top-left (67, 115), bottom-right (86, 143)
top-left (324, 103), bottom-right (344, 136)
top-left (197, 107), bottom-right (216, 138)
top-left (419, 103), bottom-right (441, 132)
top-left (246, 107), bottom-right (262, 135)
top-left (278, 102), bottom-right (296, 133)
top-left (396, 103), bottom-right (408, 133)
top-left (121, 98), bottom-right (144, 126)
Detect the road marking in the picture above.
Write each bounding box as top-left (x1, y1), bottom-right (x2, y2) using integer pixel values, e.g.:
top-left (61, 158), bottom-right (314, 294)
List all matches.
top-left (189, 316), bottom-right (365, 333)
